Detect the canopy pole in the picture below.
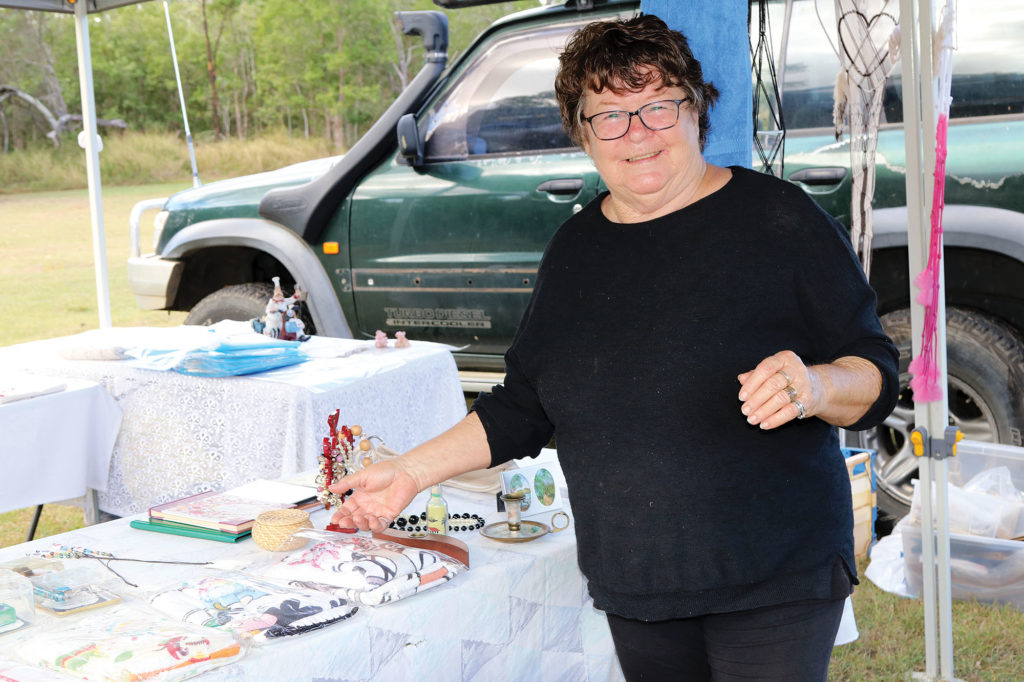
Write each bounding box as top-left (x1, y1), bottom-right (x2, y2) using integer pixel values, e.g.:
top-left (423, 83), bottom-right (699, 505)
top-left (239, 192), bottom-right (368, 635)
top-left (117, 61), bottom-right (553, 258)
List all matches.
top-left (900, 0), bottom-right (955, 678)
top-left (74, 0), bottom-right (112, 328)
top-left (163, 0), bottom-right (200, 187)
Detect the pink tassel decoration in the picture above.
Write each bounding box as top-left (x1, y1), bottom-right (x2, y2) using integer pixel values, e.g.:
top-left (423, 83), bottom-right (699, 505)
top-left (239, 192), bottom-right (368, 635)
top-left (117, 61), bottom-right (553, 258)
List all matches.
top-left (908, 114), bottom-right (949, 403)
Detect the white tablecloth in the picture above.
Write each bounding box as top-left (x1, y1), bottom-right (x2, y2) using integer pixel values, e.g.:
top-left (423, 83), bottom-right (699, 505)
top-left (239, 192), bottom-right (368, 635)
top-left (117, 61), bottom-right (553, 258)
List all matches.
top-left (0, 450), bottom-right (856, 680)
top-left (0, 327), bottom-right (466, 517)
top-left (0, 464), bottom-right (626, 681)
top-left (0, 379), bottom-right (121, 515)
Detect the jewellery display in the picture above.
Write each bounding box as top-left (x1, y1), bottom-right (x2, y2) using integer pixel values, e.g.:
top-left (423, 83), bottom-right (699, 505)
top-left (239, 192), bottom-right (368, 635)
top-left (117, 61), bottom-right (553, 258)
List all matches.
top-left (388, 512), bottom-right (485, 534)
top-left (32, 545), bottom-right (212, 588)
top-left (315, 410), bottom-right (384, 509)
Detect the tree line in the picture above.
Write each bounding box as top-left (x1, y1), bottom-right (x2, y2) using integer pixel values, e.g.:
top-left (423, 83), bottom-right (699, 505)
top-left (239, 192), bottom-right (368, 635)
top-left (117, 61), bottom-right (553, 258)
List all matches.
top-left (0, 0), bottom-right (532, 154)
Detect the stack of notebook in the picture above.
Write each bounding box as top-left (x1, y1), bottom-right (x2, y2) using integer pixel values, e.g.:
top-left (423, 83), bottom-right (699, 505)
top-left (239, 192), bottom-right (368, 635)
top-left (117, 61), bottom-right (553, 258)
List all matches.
top-left (131, 479), bottom-right (320, 543)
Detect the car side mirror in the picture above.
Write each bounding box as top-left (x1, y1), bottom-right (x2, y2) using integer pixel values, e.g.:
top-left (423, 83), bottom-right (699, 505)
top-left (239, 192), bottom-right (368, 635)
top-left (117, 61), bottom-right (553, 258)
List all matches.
top-left (397, 114), bottom-right (424, 167)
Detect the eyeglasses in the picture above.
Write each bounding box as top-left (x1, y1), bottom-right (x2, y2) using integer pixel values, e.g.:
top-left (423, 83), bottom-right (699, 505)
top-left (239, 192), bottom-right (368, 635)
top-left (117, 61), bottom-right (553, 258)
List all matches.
top-left (581, 98), bottom-right (690, 141)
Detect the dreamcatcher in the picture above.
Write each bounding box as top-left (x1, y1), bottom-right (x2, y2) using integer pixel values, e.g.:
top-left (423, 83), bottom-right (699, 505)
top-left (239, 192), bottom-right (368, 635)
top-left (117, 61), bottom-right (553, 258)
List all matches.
top-left (821, 0), bottom-right (901, 277)
top-left (908, 1), bottom-right (956, 403)
top-left (751, 0), bottom-right (785, 176)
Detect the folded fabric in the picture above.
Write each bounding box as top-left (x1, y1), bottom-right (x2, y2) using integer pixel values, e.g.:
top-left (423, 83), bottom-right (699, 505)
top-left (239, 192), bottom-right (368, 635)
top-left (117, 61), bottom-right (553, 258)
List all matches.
top-left (150, 572), bottom-right (357, 644)
top-left (259, 532), bottom-right (464, 606)
top-left (125, 326), bottom-right (309, 377)
top-left (13, 605), bottom-right (243, 681)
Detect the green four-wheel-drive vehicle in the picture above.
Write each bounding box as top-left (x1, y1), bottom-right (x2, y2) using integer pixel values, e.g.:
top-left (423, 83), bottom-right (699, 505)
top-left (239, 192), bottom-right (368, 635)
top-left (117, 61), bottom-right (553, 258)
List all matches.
top-left (128, 0), bottom-right (1024, 523)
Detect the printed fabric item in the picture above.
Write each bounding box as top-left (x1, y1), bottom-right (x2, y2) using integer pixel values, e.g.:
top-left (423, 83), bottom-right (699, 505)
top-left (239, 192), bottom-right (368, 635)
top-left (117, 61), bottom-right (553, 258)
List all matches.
top-left (150, 572), bottom-right (357, 644)
top-left (0, 656), bottom-right (76, 682)
top-left (260, 532), bottom-right (465, 606)
top-left (13, 605), bottom-right (243, 681)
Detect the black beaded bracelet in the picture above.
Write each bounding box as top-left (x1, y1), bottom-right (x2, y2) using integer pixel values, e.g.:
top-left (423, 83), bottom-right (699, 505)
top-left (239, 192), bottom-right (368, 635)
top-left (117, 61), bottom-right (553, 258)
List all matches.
top-left (389, 512), bottom-right (486, 533)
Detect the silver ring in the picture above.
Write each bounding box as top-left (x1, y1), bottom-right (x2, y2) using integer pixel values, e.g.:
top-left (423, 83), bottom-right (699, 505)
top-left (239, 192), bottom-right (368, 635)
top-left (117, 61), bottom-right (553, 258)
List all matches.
top-left (783, 385), bottom-right (798, 402)
top-left (777, 369), bottom-right (792, 385)
top-left (377, 516), bottom-right (391, 528)
top-left (793, 399), bottom-right (807, 419)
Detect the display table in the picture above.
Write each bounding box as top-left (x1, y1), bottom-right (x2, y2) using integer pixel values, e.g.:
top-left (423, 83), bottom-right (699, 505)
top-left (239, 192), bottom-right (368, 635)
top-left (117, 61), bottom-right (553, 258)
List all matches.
top-left (0, 327), bottom-right (466, 517)
top-left (0, 474), bottom-right (626, 681)
top-left (0, 379), bottom-right (121, 516)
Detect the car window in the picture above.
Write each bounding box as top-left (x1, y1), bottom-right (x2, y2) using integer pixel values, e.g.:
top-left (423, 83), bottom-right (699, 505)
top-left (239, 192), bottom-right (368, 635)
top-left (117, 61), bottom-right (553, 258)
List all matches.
top-left (774, 0), bottom-right (1024, 130)
top-left (947, 1), bottom-right (1024, 118)
top-left (421, 24), bottom-right (579, 161)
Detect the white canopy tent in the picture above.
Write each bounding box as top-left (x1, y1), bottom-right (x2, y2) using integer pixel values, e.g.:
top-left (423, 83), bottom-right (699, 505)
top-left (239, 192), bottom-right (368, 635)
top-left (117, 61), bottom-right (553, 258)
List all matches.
top-left (0, 0), bottom-right (157, 328)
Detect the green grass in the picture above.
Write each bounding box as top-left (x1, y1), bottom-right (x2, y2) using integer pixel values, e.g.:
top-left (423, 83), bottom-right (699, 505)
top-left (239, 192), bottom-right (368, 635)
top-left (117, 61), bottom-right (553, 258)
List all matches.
top-left (0, 183), bottom-right (191, 346)
top-left (0, 130), bottom-right (335, 194)
top-left (829, 557), bottom-right (1024, 681)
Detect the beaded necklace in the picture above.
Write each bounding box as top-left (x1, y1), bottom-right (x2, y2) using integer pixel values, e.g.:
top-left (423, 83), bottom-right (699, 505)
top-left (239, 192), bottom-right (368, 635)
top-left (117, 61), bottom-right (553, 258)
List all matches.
top-left (390, 512), bottom-right (485, 534)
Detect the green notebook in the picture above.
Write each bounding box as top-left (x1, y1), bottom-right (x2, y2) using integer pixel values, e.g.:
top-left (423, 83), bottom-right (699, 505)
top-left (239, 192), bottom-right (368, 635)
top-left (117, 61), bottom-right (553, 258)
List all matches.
top-left (129, 518), bottom-right (252, 543)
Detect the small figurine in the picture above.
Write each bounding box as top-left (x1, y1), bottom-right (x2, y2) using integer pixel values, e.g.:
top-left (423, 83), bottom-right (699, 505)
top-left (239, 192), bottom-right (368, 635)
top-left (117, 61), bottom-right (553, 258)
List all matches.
top-left (253, 277), bottom-right (309, 341)
top-left (394, 331), bottom-right (410, 348)
top-left (374, 330), bottom-right (388, 348)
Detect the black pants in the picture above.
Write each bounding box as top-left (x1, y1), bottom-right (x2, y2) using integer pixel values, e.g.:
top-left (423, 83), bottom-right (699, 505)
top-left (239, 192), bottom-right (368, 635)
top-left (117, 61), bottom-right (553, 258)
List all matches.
top-left (606, 597), bottom-right (846, 682)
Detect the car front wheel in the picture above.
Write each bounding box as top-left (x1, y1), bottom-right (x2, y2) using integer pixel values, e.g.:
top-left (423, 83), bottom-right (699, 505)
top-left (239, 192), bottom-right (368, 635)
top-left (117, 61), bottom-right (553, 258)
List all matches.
top-left (184, 283), bottom-right (276, 327)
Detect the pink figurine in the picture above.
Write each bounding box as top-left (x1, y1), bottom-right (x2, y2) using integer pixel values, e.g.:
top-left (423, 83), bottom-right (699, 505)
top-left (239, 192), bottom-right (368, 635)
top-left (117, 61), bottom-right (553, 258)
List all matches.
top-left (394, 331), bottom-right (410, 348)
top-left (374, 330), bottom-right (388, 348)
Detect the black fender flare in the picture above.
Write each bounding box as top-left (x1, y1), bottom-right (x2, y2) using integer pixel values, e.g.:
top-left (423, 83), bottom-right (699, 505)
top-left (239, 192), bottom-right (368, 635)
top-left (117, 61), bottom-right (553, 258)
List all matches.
top-left (162, 217), bottom-right (352, 338)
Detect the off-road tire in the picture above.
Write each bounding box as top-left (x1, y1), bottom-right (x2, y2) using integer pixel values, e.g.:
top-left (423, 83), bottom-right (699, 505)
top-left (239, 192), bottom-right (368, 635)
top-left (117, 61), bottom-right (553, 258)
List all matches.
top-left (185, 283), bottom-right (276, 327)
top-left (860, 307), bottom-right (1024, 527)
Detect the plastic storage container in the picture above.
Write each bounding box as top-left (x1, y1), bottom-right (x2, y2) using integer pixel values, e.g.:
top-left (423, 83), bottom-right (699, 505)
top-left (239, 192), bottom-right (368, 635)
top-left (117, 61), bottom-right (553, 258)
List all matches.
top-left (901, 439), bottom-right (1024, 611)
top-left (0, 569), bottom-right (35, 636)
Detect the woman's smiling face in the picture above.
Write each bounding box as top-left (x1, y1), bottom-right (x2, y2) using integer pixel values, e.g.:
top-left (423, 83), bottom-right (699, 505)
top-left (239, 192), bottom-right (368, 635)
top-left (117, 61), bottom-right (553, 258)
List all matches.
top-left (580, 75), bottom-right (705, 220)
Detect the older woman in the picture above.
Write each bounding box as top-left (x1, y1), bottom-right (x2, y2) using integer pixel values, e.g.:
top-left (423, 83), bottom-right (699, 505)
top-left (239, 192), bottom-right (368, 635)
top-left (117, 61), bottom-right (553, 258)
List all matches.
top-left (330, 14), bottom-right (898, 681)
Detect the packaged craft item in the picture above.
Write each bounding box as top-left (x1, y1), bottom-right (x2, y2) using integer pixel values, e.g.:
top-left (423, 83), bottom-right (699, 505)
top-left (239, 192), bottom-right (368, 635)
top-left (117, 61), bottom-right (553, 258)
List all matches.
top-left (29, 565), bottom-right (121, 616)
top-left (12, 604), bottom-right (244, 681)
top-left (149, 571), bottom-right (357, 645)
top-left (257, 529), bottom-right (466, 606)
top-left (0, 657), bottom-right (72, 682)
top-left (0, 569), bottom-right (34, 636)
top-left (0, 557), bottom-right (63, 580)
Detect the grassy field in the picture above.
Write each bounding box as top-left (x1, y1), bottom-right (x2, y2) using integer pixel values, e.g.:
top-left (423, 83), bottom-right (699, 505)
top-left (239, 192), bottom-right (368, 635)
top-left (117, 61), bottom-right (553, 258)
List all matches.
top-left (0, 183), bottom-right (191, 346)
top-left (2, 182), bottom-right (1024, 680)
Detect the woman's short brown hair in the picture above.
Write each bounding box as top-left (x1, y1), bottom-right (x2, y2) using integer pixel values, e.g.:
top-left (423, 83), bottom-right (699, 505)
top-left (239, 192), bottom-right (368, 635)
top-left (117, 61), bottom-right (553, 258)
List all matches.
top-left (555, 14), bottom-right (720, 149)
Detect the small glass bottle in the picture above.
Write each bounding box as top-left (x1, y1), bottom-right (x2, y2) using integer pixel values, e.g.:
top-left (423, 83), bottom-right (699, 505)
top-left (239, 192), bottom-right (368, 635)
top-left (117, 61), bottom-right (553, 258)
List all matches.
top-left (425, 484), bottom-right (449, 535)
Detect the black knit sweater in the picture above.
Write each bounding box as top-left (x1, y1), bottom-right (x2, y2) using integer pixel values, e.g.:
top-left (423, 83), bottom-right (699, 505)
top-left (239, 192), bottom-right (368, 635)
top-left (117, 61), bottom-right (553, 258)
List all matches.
top-left (473, 166), bottom-right (899, 620)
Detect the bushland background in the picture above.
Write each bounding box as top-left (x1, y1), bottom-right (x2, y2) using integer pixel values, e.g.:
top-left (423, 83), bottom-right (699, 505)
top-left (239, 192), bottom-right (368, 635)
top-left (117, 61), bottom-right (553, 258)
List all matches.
top-left (1, 0), bottom-right (534, 168)
top-left (1, 2), bottom-right (1023, 679)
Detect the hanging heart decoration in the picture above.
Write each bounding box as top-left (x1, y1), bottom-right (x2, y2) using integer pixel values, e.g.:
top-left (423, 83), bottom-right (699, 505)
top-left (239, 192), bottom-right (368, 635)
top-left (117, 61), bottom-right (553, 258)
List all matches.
top-left (838, 9), bottom-right (898, 86)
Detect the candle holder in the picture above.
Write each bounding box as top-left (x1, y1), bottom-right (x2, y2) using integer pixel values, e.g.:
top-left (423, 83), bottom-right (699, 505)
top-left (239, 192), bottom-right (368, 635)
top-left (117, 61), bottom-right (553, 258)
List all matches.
top-left (480, 494), bottom-right (569, 543)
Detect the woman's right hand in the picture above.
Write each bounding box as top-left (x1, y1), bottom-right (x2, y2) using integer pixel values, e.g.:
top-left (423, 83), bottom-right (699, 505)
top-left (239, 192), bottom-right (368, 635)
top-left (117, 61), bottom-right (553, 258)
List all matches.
top-left (327, 460), bottom-right (421, 532)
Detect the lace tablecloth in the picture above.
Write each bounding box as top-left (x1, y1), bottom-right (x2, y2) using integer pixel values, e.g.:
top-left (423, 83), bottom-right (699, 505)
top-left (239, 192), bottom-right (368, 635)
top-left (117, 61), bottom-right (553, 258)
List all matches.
top-left (0, 458), bottom-right (626, 682)
top-left (1, 379), bottom-right (122, 514)
top-left (0, 327), bottom-right (466, 517)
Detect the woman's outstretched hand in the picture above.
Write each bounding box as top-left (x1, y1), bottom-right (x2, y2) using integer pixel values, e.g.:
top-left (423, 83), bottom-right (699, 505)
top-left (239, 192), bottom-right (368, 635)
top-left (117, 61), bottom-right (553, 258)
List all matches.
top-left (328, 460), bottom-right (421, 532)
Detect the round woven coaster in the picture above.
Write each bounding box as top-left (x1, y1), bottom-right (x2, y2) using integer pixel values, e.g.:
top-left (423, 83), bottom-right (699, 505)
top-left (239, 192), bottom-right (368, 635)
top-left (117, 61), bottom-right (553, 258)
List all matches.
top-left (253, 508), bottom-right (312, 552)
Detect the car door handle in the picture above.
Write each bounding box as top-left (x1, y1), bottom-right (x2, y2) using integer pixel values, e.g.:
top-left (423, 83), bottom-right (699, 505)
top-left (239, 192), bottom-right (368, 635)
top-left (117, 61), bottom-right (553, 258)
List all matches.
top-left (537, 178), bottom-right (584, 195)
top-left (788, 167), bottom-right (847, 186)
